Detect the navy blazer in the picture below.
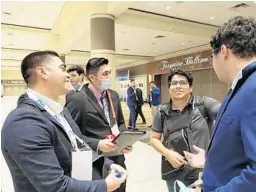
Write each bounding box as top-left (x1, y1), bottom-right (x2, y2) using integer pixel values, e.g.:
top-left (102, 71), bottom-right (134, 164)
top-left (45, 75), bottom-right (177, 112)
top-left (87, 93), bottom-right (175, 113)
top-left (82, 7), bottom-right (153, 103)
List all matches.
top-left (1, 93), bottom-right (112, 192)
top-left (127, 86), bottom-right (137, 106)
top-left (203, 61), bottom-right (256, 192)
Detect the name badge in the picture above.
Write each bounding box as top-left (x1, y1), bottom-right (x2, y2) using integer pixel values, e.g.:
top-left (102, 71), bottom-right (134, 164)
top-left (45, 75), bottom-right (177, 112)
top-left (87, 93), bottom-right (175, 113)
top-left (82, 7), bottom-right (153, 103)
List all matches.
top-left (71, 149), bottom-right (92, 181)
top-left (111, 124), bottom-right (120, 137)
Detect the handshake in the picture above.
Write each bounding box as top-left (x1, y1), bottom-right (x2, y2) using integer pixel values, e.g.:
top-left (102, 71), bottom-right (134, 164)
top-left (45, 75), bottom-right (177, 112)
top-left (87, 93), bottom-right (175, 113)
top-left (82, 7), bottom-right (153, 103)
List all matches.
top-left (105, 164), bottom-right (128, 192)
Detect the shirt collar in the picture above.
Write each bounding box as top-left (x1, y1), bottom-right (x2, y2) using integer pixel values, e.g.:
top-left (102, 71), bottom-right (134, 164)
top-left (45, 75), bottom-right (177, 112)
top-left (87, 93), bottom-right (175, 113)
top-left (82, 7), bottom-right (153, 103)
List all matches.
top-left (88, 83), bottom-right (102, 101)
top-left (231, 70), bottom-right (243, 90)
top-left (73, 83), bottom-right (84, 91)
top-left (26, 88), bottom-right (63, 115)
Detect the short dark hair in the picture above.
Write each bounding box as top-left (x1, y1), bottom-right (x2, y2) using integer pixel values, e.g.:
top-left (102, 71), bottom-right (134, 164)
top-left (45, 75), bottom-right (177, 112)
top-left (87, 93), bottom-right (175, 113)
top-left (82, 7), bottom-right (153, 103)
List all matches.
top-left (210, 16), bottom-right (256, 58)
top-left (168, 69), bottom-right (193, 87)
top-left (150, 81), bottom-right (155, 84)
top-left (130, 79), bottom-right (135, 82)
top-left (67, 65), bottom-right (85, 75)
top-left (21, 50), bottom-right (59, 85)
top-left (85, 58), bottom-right (109, 77)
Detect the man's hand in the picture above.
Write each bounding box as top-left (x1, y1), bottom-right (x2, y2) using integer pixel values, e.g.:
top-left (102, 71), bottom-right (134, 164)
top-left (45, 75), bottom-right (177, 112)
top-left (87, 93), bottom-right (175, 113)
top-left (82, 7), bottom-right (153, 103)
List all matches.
top-left (105, 169), bottom-right (127, 192)
top-left (121, 146), bottom-right (133, 154)
top-left (110, 164), bottom-right (128, 177)
top-left (184, 145), bottom-right (206, 168)
top-left (98, 139), bottom-right (118, 152)
top-left (165, 149), bottom-right (187, 168)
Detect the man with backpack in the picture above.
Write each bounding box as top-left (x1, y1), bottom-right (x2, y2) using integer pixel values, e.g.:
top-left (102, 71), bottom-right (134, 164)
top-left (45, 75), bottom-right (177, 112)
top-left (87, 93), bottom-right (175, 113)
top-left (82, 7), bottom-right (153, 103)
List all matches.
top-left (150, 69), bottom-right (221, 192)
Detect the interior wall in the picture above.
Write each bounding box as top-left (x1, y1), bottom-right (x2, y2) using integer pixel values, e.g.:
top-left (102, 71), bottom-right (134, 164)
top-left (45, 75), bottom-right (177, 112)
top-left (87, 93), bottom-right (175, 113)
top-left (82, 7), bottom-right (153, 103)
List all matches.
top-left (3, 85), bottom-right (27, 96)
top-left (160, 69), bottom-right (229, 103)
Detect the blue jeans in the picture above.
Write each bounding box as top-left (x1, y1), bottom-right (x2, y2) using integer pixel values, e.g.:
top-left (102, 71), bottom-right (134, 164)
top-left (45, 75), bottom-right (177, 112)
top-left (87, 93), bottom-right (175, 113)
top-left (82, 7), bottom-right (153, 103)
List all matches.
top-left (166, 168), bottom-right (199, 192)
top-left (128, 105), bottom-right (137, 129)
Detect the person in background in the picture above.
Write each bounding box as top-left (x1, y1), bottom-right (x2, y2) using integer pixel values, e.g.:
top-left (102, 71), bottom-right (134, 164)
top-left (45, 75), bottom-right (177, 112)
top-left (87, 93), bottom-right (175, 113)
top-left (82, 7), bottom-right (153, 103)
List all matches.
top-left (65, 57), bottom-right (132, 192)
top-left (1, 51), bottom-right (127, 192)
top-left (135, 85), bottom-right (146, 125)
top-left (67, 65), bottom-right (85, 91)
top-left (65, 65), bottom-right (86, 102)
top-left (150, 69), bottom-right (220, 192)
top-left (148, 81), bottom-right (161, 128)
top-left (127, 79), bottom-right (139, 130)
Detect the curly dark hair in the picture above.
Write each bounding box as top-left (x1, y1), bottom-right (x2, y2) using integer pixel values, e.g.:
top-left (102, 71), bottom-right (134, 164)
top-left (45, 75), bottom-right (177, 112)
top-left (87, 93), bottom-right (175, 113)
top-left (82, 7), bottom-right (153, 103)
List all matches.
top-left (210, 16), bottom-right (256, 58)
top-left (168, 69), bottom-right (193, 87)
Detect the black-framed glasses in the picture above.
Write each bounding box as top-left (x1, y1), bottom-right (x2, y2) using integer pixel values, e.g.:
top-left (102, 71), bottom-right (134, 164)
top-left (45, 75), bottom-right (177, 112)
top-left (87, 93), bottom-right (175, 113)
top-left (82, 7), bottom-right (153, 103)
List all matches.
top-left (170, 80), bottom-right (189, 87)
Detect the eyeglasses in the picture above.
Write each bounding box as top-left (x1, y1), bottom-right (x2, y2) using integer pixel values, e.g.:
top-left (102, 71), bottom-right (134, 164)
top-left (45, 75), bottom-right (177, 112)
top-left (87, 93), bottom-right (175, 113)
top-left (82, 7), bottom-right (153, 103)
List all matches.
top-left (170, 80), bottom-right (189, 87)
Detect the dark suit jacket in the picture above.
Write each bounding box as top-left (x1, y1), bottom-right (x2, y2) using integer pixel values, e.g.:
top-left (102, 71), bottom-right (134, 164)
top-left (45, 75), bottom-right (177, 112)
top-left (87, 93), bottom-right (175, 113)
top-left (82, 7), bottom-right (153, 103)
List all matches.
top-left (65, 84), bottom-right (127, 152)
top-left (127, 86), bottom-right (137, 106)
top-left (135, 88), bottom-right (144, 107)
top-left (1, 94), bottom-right (111, 192)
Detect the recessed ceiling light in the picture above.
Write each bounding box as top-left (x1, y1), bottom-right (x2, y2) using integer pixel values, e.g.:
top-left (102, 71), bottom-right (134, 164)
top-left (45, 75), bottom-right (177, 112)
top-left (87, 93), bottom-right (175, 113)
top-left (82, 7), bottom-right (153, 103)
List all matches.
top-left (7, 33), bottom-right (13, 36)
top-left (122, 48), bottom-right (131, 51)
top-left (166, 6), bottom-right (171, 9)
top-left (210, 16), bottom-right (215, 20)
top-left (152, 42), bottom-right (156, 45)
top-left (181, 42), bottom-right (186, 45)
top-left (3, 12), bottom-right (12, 15)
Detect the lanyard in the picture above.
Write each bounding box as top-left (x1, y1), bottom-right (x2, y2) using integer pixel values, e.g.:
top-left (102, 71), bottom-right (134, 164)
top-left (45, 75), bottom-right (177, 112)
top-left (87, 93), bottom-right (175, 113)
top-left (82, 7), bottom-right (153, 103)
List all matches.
top-left (106, 90), bottom-right (116, 121)
top-left (26, 91), bottom-right (85, 151)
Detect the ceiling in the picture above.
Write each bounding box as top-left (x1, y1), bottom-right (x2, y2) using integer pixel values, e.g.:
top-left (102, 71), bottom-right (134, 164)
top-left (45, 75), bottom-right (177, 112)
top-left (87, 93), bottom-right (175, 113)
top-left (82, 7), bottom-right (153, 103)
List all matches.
top-left (1, 1), bottom-right (256, 72)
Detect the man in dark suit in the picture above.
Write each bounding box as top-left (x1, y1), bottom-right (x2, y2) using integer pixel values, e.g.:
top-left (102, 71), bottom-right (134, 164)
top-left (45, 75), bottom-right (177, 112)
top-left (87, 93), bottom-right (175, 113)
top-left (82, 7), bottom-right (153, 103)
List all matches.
top-left (126, 79), bottom-right (138, 130)
top-left (65, 57), bottom-right (132, 192)
top-left (1, 51), bottom-right (127, 192)
top-left (135, 87), bottom-right (146, 124)
top-left (65, 65), bottom-right (86, 101)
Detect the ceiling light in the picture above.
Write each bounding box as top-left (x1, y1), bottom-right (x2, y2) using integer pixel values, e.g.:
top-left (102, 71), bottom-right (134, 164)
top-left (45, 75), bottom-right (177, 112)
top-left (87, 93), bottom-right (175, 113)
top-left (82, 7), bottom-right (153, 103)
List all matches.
top-left (166, 6), bottom-right (171, 9)
top-left (181, 42), bottom-right (186, 45)
top-left (210, 16), bottom-right (215, 20)
top-left (3, 12), bottom-right (12, 15)
top-left (7, 33), bottom-right (13, 36)
top-left (152, 43), bottom-right (156, 45)
top-left (122, 48), bottom-right (131, 51)
top-left (8, 44), bottom-right (13, 46)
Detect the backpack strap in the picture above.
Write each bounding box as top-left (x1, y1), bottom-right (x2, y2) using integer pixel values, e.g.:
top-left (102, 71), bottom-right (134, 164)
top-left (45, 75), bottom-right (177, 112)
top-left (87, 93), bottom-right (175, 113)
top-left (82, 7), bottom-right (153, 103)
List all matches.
top-left (193, 96), bottom-right (209, 123)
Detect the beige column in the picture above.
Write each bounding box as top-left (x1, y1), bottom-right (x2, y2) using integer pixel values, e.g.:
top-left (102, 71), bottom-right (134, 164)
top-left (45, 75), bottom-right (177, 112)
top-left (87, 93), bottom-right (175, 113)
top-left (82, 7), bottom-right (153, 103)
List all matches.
top-left (90, 14), bottom-right (117, 90)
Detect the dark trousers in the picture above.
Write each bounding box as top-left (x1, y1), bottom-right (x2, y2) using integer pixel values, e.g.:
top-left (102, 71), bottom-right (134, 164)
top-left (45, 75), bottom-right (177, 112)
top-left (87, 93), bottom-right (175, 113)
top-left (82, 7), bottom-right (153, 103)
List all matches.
top-left (92, 155), bottom-right (126, 192)
top-left (128, 105), bottom-right (137, 129)
top-left (109, 155), bottom-right (127, 192)
top-left (135, 105), bottom-right (146, 123)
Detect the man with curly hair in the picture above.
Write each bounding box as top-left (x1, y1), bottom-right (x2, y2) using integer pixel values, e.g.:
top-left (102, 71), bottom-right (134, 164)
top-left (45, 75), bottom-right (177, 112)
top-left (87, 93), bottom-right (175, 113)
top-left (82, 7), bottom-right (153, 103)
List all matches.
top-left (185, 16), bottom-right (256, 191)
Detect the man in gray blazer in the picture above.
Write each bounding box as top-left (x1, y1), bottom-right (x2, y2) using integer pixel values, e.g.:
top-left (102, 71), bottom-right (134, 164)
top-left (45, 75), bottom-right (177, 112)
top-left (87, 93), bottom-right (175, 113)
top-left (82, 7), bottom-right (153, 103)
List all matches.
top-left (1, 50), bottom-right (127, 192)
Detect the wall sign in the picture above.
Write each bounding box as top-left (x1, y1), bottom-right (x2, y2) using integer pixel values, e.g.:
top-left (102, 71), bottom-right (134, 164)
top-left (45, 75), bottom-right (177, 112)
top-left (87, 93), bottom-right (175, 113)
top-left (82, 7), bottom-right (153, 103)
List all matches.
top-left (2, 80), bottom-right (25, 85)
top-left (147, 50), bottom-right (212, 75)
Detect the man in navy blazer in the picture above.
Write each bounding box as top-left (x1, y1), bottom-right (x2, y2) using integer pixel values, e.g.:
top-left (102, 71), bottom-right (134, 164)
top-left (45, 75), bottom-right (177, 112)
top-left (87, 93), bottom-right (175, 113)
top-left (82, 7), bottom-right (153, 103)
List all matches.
top-left (184, 16), bottom-right (256, 192)
top-left (126, 79), bottom-right (138, 130)
top-left (1, 51), bottom-right (127, 192)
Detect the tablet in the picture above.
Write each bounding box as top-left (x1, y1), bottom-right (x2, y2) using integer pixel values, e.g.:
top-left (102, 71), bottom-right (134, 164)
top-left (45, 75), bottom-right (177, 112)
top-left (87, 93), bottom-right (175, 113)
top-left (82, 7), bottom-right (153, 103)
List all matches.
top-left (102, 130), bottom-right (146, 157)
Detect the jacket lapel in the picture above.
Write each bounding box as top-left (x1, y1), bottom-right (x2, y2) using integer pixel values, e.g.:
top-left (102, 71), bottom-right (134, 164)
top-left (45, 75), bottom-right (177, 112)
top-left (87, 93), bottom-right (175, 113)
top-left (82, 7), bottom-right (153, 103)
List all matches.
top-left (84, 86), bottom-right (109, 125)
top-left (208, 61), bottom-right (256, 151)
top-left (207, 90), bottom-right (232, 151)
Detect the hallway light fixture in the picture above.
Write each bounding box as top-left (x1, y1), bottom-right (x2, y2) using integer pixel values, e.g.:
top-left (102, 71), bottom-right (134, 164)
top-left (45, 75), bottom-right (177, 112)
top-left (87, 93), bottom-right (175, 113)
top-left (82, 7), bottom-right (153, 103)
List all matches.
top-left (210, 16), bottom-right (215, 20)
top-left (166, 6), bottom-right (171, 10)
